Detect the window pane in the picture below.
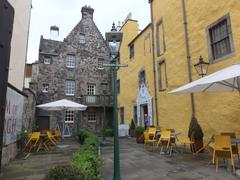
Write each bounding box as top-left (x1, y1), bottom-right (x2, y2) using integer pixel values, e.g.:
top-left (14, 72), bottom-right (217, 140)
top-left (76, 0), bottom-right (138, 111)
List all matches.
top-left (66, 55), bottom-right (76, 68)
top-left (65, 80), bottom-right (75, 95)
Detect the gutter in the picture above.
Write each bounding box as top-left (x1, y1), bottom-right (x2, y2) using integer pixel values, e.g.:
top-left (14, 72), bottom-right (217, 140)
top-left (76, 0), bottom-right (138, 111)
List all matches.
top-left (181, 0), bottom-right (196, 115)
top-left (149, 0), bottom-right (159, 126)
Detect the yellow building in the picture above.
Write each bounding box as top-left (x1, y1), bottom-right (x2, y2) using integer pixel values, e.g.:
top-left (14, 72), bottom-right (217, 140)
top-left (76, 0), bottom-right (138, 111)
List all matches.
top-left (118, 0), bottom-right (240, 138)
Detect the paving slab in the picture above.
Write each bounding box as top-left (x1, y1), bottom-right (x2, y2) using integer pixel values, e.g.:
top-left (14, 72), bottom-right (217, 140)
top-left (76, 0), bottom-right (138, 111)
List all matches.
top-left (101, 137), bottom-right (239, 180)
top-left (0, 138), bottom-right (79, 180)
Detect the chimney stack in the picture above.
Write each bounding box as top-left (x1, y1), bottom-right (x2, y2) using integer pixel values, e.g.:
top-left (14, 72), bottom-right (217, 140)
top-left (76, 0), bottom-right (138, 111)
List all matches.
top-left (81, 5), bottom-right (94, 20)
top-left (50, 25), bottom-right (59, 40)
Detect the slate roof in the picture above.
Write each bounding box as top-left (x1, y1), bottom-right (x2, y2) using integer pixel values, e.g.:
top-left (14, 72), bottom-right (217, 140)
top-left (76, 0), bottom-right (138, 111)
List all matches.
top-left (39, 36), bottom-right (63, 55)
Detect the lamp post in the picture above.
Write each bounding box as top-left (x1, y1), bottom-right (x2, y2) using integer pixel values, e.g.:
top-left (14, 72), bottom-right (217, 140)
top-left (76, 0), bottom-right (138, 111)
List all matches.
top-left (194, 56), bottom-right (209, 77)
top-left (104, 23), bottom-right (127, 180)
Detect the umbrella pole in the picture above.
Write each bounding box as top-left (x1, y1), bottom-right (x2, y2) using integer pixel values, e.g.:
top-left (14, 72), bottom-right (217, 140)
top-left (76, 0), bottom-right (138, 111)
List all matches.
top-left (62, 110), bottom-right (65, 139)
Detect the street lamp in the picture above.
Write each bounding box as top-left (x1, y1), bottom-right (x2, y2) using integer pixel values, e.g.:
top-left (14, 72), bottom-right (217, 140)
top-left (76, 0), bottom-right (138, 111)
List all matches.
top-left (194, 56), bottom-right (209, 77)
top-left (104, 23), bottom-right (127, 180)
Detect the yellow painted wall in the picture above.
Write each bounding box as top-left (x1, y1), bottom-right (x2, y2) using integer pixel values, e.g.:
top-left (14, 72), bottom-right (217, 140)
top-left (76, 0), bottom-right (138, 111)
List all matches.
top-left (118, 20), bottom-right (155, 126)
top-left (152, 0), bottom-right (240, 138)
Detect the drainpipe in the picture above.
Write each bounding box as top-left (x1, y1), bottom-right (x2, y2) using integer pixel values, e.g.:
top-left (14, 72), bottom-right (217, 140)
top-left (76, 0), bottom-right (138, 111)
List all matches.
top-left (181, 0), bottom-right (196, 116)
top-left (149, 0), bottom-right (159, 126)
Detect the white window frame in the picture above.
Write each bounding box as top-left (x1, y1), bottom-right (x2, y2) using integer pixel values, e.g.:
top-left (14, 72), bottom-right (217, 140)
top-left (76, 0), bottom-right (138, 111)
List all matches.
top-left (88, 112), bottom-right (96, 123)
top-left (42, 83), bottom-right (49, 93)
top-left (65, 80), bottom-right (75, 96)
top-left (66, 55), bottom-right (76, 68)
top-left (65, 110), bottom-right (74, 123)
top-left (79, 34), bottom-right (86, 44)
top-left (87, 84), bottom-right (96, 95)
top-left (44, 57), bottom-right (51, 64)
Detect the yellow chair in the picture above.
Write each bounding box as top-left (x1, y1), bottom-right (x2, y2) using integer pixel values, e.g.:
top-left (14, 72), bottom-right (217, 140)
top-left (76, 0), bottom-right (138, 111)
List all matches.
top-left (179, 132), bottom-right (196, 154)
top-left (221, 132), bottom-right (240, 163)
top-left (157, 130), bottom-right (172, 155)
top-left (53, 129), bottom-right (62, 142)
top-left (144, 131), bottom-right (157, 151)
top-left (24, 132), bottom-right (40, 152)
top-left (43, 131), bottom-right (58, 149)
top-left (213, 135), bottom-right (235, 175)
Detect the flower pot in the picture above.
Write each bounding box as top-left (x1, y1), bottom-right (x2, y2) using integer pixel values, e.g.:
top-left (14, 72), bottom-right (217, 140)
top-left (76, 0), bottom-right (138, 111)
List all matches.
top-left (136, 134), bottom-right (144, 143)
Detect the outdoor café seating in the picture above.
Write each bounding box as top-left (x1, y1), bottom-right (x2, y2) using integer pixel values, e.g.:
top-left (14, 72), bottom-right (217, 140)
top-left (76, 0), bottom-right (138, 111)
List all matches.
top-left (24, 132), bottom-right (40, 152)
top-left (211, 135), bottom-right (236, 175)
top-left (143, 129), bottom-right (157, 151)
top-left (157, 130), bottom-right (173, 155)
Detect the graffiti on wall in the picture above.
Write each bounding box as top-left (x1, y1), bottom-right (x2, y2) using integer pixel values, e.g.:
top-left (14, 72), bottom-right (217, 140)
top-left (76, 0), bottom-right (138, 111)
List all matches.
top-left (3, 87), bottom-right (24, 145)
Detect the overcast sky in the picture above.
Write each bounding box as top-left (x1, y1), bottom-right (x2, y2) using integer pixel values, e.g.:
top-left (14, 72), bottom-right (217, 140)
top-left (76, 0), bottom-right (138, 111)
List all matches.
top-left (27, 0), bottom-right (150, 63)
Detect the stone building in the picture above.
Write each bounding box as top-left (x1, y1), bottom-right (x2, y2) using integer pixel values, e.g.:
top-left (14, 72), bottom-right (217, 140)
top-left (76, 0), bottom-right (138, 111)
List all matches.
top-left (31, 6), bottom-right (113, 135)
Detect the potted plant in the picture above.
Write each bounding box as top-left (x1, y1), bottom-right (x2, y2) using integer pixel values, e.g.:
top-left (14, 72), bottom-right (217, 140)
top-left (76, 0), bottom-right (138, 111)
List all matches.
top-left (129, 119), bottom-right (136, 137)
top-left (135, 126), bottom-right (145, 143)
top-left (18, 129), bottom-right (28, 152)
top-left (188, 115), bottom-right (204, 152)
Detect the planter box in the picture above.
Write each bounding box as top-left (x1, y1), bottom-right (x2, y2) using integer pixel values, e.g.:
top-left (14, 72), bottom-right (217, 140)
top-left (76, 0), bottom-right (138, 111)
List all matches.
top-left (129, 129), bottom-right (136, 137)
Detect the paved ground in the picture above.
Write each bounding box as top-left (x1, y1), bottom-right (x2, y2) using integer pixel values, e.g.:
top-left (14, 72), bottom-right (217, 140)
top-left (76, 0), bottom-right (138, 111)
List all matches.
top-left (0, 138), bottom-right (79, 180)
top-left (101, 137), bottom-right (239, 180)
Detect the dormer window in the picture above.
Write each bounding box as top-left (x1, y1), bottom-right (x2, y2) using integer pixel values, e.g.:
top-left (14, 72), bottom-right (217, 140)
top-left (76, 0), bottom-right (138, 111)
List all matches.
top-left (66, 55), bottom-right (76, 68)
top-left (44, 57), bottom-right (51, 64)
top-left (79, 34), bottom-right (86, 44)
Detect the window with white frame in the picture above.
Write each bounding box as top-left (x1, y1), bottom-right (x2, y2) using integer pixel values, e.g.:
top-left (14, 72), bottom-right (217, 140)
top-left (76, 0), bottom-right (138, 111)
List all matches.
top-left (79, 34), bottom-right (86, 44)
top-left (66, 55), bottom-right (76, 68)
top-left (87, 84), bottom-right (95, 95)
top-left (65, 110), bottom-right (74, 123)
top-left (44, 57), bottom-right (51, 64)
top-left (88, 112), bottom-right (96, 123)
top-left (42, 83), bottom-right (49, 93)
top-left (98, 58), bottom-right (104, 69)
top-left (65, 80), bottom-right (75, 95)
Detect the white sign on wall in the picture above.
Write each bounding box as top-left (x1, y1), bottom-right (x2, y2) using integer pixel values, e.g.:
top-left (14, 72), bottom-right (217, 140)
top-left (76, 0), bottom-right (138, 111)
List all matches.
top-left (3, 87), bottom-right (24, 145)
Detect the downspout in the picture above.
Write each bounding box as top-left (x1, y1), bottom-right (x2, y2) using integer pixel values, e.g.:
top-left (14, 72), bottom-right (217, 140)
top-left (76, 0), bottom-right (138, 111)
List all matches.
top-left (181, 0), bottom-right (196, 115)
top-left (149, 0), bottom-right (159, 126)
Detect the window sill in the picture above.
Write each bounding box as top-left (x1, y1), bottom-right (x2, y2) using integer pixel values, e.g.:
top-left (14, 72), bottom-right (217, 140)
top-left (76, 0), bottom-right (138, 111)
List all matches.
top-left (65, 94), bottom-right (75, 96)
top-left (65, 121), bottom-right (74, 124)
top-left (66, 66), bottom-right (75, 69)
top-left (210, 52), bottom-right (235, 64)
top-left (88, 120), bottom-right (96, 123)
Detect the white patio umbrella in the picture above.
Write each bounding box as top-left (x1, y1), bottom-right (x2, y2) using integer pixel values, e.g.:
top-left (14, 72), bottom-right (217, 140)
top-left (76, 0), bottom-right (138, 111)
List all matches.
top-left (170, 64), bottom-right (240, 93)
top-left (37, 99), bottom-right (87, 138)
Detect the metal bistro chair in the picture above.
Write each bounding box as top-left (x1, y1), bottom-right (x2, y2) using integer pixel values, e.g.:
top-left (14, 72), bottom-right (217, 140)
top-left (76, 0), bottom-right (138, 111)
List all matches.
top-left (213, 135), bottom-right (236, 175)
top-left (24, 132), bottom-right (40, 152)
top-left (221, 132), bottom-right (240, 163)
top-left (157, 130), bottom-right (172, 155)
top-left (144, 129), bottom-right (157, 151)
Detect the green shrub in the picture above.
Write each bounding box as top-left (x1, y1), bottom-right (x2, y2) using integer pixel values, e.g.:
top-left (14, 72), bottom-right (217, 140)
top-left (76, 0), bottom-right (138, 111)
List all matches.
top-left (72, 150), bottom-right (101, 180)
top-left (135, 126), bottom-right (145, 135)
top-left (103, 128), bottom-right (113, 137)
top-left (73, 130), bottom-right (102, 180)
top-left (77, 129), bottom-right (89, 144)
top-left (44, 165), bottom-right (84, 180)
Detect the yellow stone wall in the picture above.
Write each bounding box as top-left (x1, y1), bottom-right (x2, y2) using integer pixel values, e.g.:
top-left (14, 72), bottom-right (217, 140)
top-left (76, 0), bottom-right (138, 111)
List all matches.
top-left (151, 0), bottom-right (240, 138)
top-left (118, 20), bottom-right (156, 125)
